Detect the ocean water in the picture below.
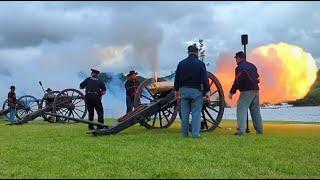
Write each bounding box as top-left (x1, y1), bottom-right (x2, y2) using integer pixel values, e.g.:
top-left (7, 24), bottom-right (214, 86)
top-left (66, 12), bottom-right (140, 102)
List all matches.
top-left (223, 106), bottom-right (320, 122)
top-left (104, 106), bottom-right (320, 122)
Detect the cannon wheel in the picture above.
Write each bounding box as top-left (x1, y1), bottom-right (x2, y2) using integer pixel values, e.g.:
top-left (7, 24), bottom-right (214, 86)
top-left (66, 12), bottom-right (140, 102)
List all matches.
top-left (2, 100), bottom-right (10, 120)
top-left (134, 78), bottom-right (178, 129)
top-left (16, 95), bottom-right (40, 120)
top-left (198, 72), bottom-right (225, 132)
top-left (39, 91), bottom-right (60, 122)
top-left (52, 89), bottom-right (87, 123)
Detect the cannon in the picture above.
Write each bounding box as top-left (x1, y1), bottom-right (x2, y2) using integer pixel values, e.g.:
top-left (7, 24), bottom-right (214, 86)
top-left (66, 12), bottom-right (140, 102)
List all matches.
top-left (37, 81), bottom-right (85, 123)
top-left (10, 88), bottom-right (87, 125)
top-left (1, 82), bottom-right (67, 122)
top-left (85, 71), bottom-right (224, 136)
top-left (1, 95), bottom-right (40, 121)
top-left (133, 71), bottom-right (225, 132)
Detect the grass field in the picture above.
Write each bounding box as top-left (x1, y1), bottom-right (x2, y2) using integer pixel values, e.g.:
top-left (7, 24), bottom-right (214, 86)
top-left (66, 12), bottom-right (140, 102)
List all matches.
top-left (0, 119), bottom-right (319, 179)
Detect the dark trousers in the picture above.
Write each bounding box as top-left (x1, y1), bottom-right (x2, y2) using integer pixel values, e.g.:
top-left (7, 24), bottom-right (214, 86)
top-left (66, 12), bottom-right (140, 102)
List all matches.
top-left (85, 94), bottom-right (104, 130)
top-left (126, 95), bottom-right (134, 113)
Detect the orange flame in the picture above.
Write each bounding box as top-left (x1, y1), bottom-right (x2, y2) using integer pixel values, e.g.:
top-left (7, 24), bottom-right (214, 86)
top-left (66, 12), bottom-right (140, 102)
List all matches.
top-left (214, 42), bottom-right (318, 106)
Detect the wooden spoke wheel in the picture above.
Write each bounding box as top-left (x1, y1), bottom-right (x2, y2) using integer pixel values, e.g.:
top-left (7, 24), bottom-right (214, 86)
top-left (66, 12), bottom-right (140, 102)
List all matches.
top-left (134, 78), bottom-right (178, 129)
top-left (16, 95), bottom-right (40, 120)
top-left (199, 72), bottom-right (225, 132)
top-left (177, 72), bottom-right (225, 133)
top-left (52, 89), bottom-right (87, 123)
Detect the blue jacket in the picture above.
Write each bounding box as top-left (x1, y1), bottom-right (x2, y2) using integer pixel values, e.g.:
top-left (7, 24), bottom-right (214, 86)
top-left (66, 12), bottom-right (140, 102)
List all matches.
top-left (174, 54), bottom-right (209, 93)
top-left (229, 60), bottom-right (260, 94)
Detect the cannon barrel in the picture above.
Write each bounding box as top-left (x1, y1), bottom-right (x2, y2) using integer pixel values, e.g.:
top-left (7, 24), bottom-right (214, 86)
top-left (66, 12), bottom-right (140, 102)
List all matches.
top-left (149, 81), bottom-right (174, 94)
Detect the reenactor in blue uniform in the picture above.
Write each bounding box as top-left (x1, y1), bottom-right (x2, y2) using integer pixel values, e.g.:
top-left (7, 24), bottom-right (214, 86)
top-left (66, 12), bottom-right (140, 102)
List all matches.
top-left (80, 69), bottom-right (106, 130)
top-left (174, 45), bottom-right (210, 138)
top-left (228, 51), bottom-right (263, 135)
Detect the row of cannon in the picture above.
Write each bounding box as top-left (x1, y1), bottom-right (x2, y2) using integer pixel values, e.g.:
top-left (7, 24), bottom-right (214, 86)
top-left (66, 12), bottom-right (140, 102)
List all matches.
top-left (1, 87), bottom-right (87, 123)
top-left (1, 72), bottom-right (225, 135)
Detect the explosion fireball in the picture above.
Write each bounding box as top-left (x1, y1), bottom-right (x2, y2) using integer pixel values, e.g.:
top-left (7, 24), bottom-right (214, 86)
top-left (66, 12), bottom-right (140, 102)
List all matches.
top-left (214, 42), bottom-right (318, 106)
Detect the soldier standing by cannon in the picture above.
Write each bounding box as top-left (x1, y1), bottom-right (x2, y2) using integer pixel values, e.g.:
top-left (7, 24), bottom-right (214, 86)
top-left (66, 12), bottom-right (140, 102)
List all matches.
top-left (80, 69), bottom-right (106, 130)
top-left (8, 85), bottom-right (17, 123)
top-left (125, 70), bottom-right (140, 113)
top-left (174, 45), bottom-right (210, 138)
top-left (228, 51), bottom-right (263, 136)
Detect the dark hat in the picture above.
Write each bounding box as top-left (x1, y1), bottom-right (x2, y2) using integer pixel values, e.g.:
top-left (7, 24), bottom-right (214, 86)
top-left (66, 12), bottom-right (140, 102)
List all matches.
top-left (127, 70), bottom-right (138, 77)
top-left (234, 51), bottom-right (245, 58)
top-left (10, 85), bottom-right (15, 89)
top-left (188, 45), bottom-right (199, 53)
top-left (46, 88), bottom-right (52, 92)
top-left (91, 69), bottom-right (100, 74)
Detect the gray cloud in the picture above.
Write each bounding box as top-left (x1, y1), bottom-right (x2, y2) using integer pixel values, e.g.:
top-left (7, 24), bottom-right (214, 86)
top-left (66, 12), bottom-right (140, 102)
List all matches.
top-left (0, 2), bottom-right (318, 56)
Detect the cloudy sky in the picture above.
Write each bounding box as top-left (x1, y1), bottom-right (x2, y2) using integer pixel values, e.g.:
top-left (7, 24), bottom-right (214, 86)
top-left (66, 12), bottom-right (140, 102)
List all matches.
top-left (0, 1), bottom-right (319, 116)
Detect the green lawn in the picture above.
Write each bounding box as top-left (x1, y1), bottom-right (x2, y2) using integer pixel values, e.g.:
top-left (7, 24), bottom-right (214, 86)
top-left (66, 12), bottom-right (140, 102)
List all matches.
top-left (0, 119), bottom-right (319, 179)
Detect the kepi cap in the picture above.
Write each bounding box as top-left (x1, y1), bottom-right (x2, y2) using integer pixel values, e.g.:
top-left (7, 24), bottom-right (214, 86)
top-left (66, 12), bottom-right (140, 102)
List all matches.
top-left (188, 45), bottom-right (199, 53)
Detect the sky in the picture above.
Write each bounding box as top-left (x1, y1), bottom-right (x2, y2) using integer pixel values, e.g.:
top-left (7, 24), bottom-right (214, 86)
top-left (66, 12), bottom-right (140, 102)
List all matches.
top-left (0, 1), bottom-right (319, 116)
